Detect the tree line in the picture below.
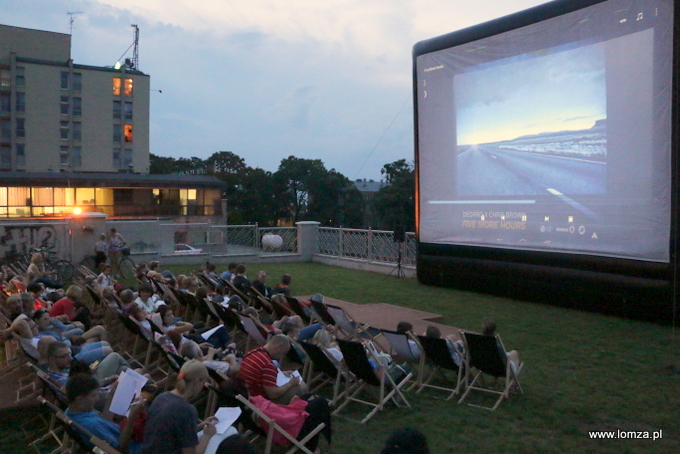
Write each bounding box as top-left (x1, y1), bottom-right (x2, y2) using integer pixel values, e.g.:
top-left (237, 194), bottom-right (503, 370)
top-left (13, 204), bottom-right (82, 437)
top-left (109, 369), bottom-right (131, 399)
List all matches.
top-left (150, 151), bottom-right (414, 231)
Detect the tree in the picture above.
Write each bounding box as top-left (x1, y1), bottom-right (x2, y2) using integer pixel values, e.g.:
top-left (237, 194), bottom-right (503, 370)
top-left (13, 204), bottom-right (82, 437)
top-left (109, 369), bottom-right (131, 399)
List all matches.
top-left (372, 159), bottom-right (415, 231)
top-left (273, 156), bottom-right (327, 223)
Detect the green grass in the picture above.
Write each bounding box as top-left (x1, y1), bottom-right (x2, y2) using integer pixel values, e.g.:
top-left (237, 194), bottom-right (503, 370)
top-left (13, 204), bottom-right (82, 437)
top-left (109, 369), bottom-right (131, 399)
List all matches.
top-left (6, 263), bottom-right (678, 453)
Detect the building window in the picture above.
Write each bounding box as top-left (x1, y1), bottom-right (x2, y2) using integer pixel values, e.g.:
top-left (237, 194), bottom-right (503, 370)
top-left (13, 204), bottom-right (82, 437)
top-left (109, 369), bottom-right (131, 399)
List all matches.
top-left (123, 149), bottom-right (133, 167)
top-left (60, 146), bottom-right (69, 165)
top-left (15, 67), bottom-right (25, 87)
top-left (112, 77), bottom-right (121, 95)
top-left (1, 145), bottom-right (11, 169)
top-left (112, 148), bottom-right (121, 168)
top-left (73, 97), bottom-right (81, 116)
top-left (113, 100), bottom-right (121, 119)
top-left (124, 125), bottom-right (133, 143)
top-left (72, 146), bottom-right (82, 167)
top-left (15, 144), bottom-right (25, 166)
top-left (113, 125), bottom-right (121, 143)
top-left (72, 122), bottom-right (81, 141)
top-left (1, 120), bottom-right (10, 139)
top-left (124, 78), bottom-right (133, 96)
top-left (0, 70), bottom-right (10, 88)
top-left (60, 96), bottom-right (69, 115)
top-left (60, 71), bottom-right (69, 90)
top-left (60, 121), bottom-right (69, 140)
top-left (124, 102), bottom-right (133, 119)
top-left (15, 92), bottom-right (25, 112)
top-left (16, 118), bottom-right (25, 138)
top-left (0, 93), bottom-right (9, 113)
top-left (73, 73), bottom-right (81, 92)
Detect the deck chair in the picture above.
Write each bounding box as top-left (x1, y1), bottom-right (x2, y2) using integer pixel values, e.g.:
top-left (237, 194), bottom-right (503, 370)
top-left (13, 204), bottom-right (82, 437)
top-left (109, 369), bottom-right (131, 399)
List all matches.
top-left (239, 314), bottom-right (268, 350)
top-left (286, 297), bottom-right (310, 325)
top-left (416, 335), bottom-right (464, 400)
top-left (271, 298), bottom-right (294, 320)
top-left (38, 396), bottom-right (122, 454)
top-left (326, 304), bottom-right (378, 341)
top-left (334, 339), bottom-right (412, 423)
top-left (299, 341), bottom-right (354, 405)
top-left (458, 332), bottom-right (524, 410)
top-left (381, 329), bottom-right (423, 391)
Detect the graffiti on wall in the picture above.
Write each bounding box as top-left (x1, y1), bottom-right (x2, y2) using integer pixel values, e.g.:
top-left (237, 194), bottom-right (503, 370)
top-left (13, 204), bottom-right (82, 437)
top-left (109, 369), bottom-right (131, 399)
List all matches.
top-left (0, 225), bottom-right (61, 260)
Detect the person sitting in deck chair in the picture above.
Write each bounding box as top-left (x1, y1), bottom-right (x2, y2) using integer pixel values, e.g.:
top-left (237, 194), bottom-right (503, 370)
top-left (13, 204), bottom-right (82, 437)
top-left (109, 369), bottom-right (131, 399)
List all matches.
top-left (482, 316), bottom-right (521, 374)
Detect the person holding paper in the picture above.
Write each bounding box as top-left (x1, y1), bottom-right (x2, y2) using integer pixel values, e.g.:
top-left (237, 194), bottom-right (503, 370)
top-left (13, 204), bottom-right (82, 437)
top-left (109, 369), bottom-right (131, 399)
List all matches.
top-left (65, 373), bottom-right (145, 454)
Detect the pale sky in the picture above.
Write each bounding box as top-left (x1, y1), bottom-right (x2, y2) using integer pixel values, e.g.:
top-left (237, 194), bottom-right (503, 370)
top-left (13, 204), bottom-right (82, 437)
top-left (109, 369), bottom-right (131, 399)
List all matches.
top-left (2, 0), bottom-right (548, 179)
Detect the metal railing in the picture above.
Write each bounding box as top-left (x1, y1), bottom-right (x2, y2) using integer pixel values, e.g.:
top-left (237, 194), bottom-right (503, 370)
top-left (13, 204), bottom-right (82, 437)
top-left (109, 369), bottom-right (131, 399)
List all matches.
top-left (317, 227), bottom-right (416, 266)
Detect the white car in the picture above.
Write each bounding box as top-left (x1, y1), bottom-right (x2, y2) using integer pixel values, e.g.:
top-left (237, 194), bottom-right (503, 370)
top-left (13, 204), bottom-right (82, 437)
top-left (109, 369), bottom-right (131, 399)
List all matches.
top-left (174, 244), bottom-right (204, 254)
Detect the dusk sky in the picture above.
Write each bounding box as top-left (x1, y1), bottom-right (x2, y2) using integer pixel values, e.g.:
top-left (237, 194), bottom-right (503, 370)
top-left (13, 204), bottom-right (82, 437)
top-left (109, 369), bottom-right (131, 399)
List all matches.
top-left (3, 0), bottom-right (548, 179)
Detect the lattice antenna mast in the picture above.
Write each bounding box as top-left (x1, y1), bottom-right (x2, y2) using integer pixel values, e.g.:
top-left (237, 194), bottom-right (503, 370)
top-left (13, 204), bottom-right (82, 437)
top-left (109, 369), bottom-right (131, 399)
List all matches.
top-left (131, 24), bottom-right (139, 70)
top-left (67, 11), bottom-right (83, 35)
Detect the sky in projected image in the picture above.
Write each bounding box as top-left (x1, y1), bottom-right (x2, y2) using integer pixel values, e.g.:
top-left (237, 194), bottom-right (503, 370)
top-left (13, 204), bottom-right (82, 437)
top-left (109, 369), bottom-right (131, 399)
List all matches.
top-left (455, 43), bottom-right (606, 146)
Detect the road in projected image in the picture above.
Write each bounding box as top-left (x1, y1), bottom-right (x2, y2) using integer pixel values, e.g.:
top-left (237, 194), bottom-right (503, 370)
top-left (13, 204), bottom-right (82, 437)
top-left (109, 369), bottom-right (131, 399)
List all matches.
top-left (456, 143), bottom-right (606, 196)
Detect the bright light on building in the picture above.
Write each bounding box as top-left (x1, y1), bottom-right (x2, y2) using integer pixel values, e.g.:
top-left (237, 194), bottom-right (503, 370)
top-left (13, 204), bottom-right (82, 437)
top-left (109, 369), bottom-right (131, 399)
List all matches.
top-left (73, 207), bottom-right (82, 215)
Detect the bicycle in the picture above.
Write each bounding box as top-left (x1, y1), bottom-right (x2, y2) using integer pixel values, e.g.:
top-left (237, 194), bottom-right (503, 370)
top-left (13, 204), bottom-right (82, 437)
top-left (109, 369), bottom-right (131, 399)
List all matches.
top-left (31, 246), bottom-right (75, 285)
top-left (112, 245), bottom-right (135, 279)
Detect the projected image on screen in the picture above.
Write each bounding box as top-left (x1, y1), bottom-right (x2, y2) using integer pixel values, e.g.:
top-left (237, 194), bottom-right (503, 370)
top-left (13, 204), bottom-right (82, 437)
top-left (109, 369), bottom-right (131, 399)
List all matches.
top-left (455, 43), bottom-right (607, 197)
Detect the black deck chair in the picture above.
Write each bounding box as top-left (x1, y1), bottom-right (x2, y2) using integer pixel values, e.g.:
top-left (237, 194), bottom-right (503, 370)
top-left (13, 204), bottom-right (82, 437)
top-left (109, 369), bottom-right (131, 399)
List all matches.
top-left (416, 335), bottom-right (464, 400)
top-left (271, 298), bottom-right (294, 319)
top-left (38, 396), bottom-right (122, 454)
top-left (85, 285), bottom-right (102, 306)
top-left (309, 300), bottom-right (335, 327)
top-left (286, 297), bottom-right (310, 324)
top-left (32, 364), bottom-right (69, 409)
top-left (334, 339), bottom-right (412, 424)
top-left (458, 332), bottom-right (523, 410)
top-left (299, 341), bottom-right (353, 405)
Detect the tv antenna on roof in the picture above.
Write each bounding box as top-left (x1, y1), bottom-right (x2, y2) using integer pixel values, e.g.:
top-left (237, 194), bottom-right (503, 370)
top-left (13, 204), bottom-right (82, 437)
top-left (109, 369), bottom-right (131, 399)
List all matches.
top-left (130, 24), bottom-right (139, 70)
top-left (67, 12), bottom-right (83, 35)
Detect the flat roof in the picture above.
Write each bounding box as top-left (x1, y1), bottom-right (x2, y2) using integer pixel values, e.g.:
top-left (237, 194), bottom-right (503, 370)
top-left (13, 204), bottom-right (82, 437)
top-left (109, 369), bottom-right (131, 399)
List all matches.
top-left (0, 171), bottom-right (225, 189)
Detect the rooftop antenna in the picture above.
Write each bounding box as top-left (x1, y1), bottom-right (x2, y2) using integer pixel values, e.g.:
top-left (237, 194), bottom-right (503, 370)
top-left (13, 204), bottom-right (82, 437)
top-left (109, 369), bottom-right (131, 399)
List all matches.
top-left (131, 24), bottom-right (139, 70)
top-left (67, 11), bottom-right (83, 35)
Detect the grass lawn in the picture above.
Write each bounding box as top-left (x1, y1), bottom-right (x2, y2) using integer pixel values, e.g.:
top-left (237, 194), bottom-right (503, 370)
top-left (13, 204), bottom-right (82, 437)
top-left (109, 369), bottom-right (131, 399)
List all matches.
top-left (6, 262), bottom-right (678, 453)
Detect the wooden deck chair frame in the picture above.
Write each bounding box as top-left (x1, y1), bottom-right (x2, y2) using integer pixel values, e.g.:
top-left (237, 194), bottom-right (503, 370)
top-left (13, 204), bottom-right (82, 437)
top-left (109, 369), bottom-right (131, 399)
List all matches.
top-left (308, 299), bottom-right (335, 328)
top-left (299, 341), bottom-right (355, 406)
top-left (381, 329), bottom-right (424, 392)
top-left (285, 297), bottom-right (310, 325)
top-left (38, 396), bottom-right (123, 454)
top-left (325, 304), bottom-right (378, 342)
top-left (458, 332), bottom-right (524, 411)
top-left (334, 339), bottom-right (412, 424)
top-left (235, 394), bottom-right (326, 454)
top-left (28, 363), bottom-right (69, 451)
top-left (416, 335), bottom-right (464, 400)
top-left (239, 314), bottom-right (268, 350)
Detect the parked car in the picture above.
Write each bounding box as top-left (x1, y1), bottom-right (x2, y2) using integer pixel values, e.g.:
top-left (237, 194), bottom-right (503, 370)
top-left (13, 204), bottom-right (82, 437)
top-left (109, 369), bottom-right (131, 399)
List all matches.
top-left (174, 244), bottom-right (204, 254)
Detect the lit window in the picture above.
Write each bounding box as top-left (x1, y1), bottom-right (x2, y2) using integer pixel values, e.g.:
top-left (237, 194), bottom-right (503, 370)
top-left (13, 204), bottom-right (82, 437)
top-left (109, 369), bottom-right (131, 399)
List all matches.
top-left (124, 124), bottom-right (133, 143)
top-left (60, 121), bottom-right (69, 140)
top-left (60, 146), bottom-right (69, 165)
top-left (15, 67), bottom-right (25, 87)
top-left (60, 71), bottom-right (69, 90)
top-left (73, 73), bottom-right (81, 91)
top-left (112, 148), bottom-right (121, 168)
top-left (73, 122), bottom-right (81, 141)
top-left (15, 144), bottom-right (25, 166)
top-left (0, 145), bottom-right (10, 170)
top-left (1, 120), bottom-right (10, 139)
top-left (124, 78), bottom-right (133, 96)
top-left (0, 70), bottom-right (10, 88)
top-left (0, 93), bottom-right (9, 113)
top-left (113, 101), bottom-right (121, 119)
top-left (60, 96), bottom-right (69, 115)
top-left (72, 146), bottom-right (82, 167)
top-left (113, 125), bottom-right (121, 143)
top-left (124, 102), bottom-right (132, 119)
top-left (123, 149), bottom-right (132, 167)
top-left (73, 97), bottom-right (81, 116)
top-left (16, 118), bottom-right (25, 138)
top-left (113, 77), bottom-right (121, 95)
top-left (15, 92), bottom-right (25, 112)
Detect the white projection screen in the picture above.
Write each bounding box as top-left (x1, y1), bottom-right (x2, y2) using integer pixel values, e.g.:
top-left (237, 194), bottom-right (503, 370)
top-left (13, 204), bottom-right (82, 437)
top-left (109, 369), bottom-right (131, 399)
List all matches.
top-left (413, 0), bottom-right (677, 322)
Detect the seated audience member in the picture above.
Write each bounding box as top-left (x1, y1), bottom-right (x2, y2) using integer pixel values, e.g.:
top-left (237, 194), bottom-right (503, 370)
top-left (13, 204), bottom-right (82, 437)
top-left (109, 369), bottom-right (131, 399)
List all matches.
top-left (232, 264), bottom-right (250, 291)
top-left (118, 289), bottom-right (137, 314)
top-left (380, 427), bottom-right (430, 454)
top-left (271, 274), bottom-right (292, 297)
top-left (216, 434), bottom-right (258, 454)
top-left (49, 285), bottom-right (84, 322)
top-left (26, 252), bottom-right (62, 289)
top-left (97, 264), bottom-right (115, 289)
top-left (33, 308), bottom-right (108, 345)
top-left (239, 334), bottom-right (307, 405)
top-left (134, 284), bottom-right (159, 313)
top-left (156, 305), bottom-right (193, 335)
top-left (27, 281), bottom-right (50, 310)
top-left (424, 325), bottom-right (464, 367)
top-left (482, 316), bottom-right (521, 374)
top-left (65, 373), bottom-right (145, 454)
top-left (220, 262), bottom-right (238, 283)
top-left (311, 329), bottom-right (343, 362)
top-left (0, 294), bottom-right (37, 342)
top-left (251, 271), bottom-right (272, 298)
top-left (180, 340), bottom-right (240, 378)
top-left (46, 341), bottom-right (128, 387)
top-left (396, 321), bottom-right (421, 359)
top-left (128, 305), bottom-right (153, 339)
top-left (142, 360), bottom-right (236, 454)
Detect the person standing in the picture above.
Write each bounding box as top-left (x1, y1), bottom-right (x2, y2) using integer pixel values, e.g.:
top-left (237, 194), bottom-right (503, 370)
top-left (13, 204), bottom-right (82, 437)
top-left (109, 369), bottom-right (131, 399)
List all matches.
top-left (94, 233), bottom-right (108, 270)
top-left (107, 228), bottom-right (126, 278)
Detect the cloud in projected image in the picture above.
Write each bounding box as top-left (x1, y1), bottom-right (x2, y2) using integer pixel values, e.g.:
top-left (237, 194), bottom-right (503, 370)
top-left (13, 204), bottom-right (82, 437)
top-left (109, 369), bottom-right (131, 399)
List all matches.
top-left (455, 42), bottom-right (606, 146)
